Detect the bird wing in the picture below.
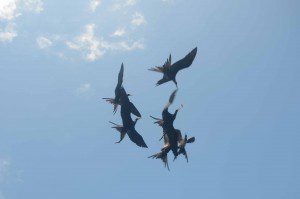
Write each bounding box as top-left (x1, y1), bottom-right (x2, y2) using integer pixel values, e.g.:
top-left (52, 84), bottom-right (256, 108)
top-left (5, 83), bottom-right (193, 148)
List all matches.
top-left (129, 102), bottom-right (141, 118)
top-left (170, 47), bottom-right (197, 75)
top-left (109, 121), bottom-right (123, 132)
top-left (164, 89), bottom-right (178, 110)
top-left (117, 63), bottom-right (124, 88)
top-left (150, 115), bottom-right (161, 121)
top-left (127, 129), bottom-right (148, 148)
top-left (149, 66), bottom-right (165, 73)
top-left (150, 115), bottom-right (164, 126)
top-left (148, 54), bottom-right (172, 73)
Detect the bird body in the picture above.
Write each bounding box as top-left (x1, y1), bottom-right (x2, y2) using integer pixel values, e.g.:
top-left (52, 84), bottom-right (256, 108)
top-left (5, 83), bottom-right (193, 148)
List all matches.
top-left (149, 47), bottom-right (197, 87)
top-left (175, 130), bottom-right (195, 162)
top-left (103, 63), bottom-right (124, 113)
top-left (148, 133), bottom-right (171, 170)
top-left (117, 87), bottom-right (147, 148)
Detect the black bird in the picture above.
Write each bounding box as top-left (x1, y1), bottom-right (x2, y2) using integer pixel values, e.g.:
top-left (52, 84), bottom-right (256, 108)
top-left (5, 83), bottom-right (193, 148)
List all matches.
top-left (109, 118), bottom-right (140, 144)
top-left (116, 87), bottom-right (147, 148)
top-left (103, 63), bottom-right (126, 114)
top-left (148, 133), bottom-right (171, 170)
top-left (161, 89), bottom-right (181, 157)
top-left (174, 129), bottom-right (195, 162)
top-left (149, 47), bottom-right (197, 87)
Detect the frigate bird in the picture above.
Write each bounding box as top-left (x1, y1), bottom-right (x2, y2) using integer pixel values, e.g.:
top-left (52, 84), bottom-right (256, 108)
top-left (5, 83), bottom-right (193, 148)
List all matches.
top-left (174, 129), bottom-right (195, 162)
top-left (149, 47), bottom-right (197, 87)
top-left (148, 133), bottom-right (171, 170)
top-left (109, 118), bottom-right (140, 145)
top-left (103, 63), bottom-right (126, 114)
top-left (115, 87), bottom-right (147, 148)
top-left (161, 89), bottom-right (181, 157)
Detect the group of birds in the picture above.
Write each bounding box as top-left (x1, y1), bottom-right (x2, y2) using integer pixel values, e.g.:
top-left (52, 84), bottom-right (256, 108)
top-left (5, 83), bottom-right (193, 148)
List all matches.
top-left (103, 47), bottom-right (198, 170)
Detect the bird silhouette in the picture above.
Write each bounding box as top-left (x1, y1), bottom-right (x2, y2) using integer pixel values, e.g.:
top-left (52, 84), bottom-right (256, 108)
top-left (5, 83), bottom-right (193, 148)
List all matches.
top-left (174, 129), bottom-right (195, 162)
top-left (148, 133), bottom-right (171, 170)
top-left (160, 89), bottom-right (182, 158)
top-left (109, 121), bottom-right (126, 144)
top-left (103, 63), bottom-right (126, 114)
top-left (149, 47), bottom-right (197, 87)
top-left (116, 87), bottom-right (147, 148)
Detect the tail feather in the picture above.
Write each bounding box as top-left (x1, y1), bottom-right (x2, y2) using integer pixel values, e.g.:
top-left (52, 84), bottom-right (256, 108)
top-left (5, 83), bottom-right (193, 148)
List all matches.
top-left (148, 151), bottom-right (169, 171)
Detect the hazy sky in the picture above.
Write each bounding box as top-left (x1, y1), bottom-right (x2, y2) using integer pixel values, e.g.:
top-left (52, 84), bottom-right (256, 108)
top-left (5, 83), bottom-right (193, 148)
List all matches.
top-left (0, 0), bottom-right (299, 198)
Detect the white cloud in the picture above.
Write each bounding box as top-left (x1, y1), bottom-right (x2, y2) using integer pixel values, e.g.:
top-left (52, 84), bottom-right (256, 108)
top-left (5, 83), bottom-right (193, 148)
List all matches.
top-left (0, 0), bottom-right (44, 43)
top-left (0, 23), bottom-right (17, 42)
top-left (0, 158), bottom-right (10, 183)
top-left (125, 0), bottom-right (136, 6)
top-left (77, 83), bottom-right (91, 94)
top-left (0, 158), bottom-right (10, 199)
top-left (66, 23), bottom-right (144, 61)
top-left (111, 0), bottom-right (136, 11)
top-left (23, 0), bottom-right (43, 13)
top-left (0, 0), bottom-right (20, 20)
top-left (111, 28), bottom-right (126, 37)
top-left (36, 36), bottom-right (52, 49)
top-left (89, 0), bottom-right (101, 12)
top-left (106, 40), bottom-right (144, 51)
top-left (131, 12), bottom-right (146, 26)
top-left (66, 24), bottom-right (106, 61)
top-left (76, 83), bottom-right (95, 100)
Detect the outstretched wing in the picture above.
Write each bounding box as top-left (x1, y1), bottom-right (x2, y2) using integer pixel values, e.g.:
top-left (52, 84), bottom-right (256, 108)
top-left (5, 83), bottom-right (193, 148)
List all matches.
top-left (127, 129), bottom-right (148, 148)
top-left (149, 54), bottom-right (172, 73)
top-left (150, 115), bottom-right (164, 126)
top-left (170, 47), bottom-right (197, 75)
top-left (117, 63), bottom-right (124, 88)
top-left (129, 102), bottom-right (141, 117)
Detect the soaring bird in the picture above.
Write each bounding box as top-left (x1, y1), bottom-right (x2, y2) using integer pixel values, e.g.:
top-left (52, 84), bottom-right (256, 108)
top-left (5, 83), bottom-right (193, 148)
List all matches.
top-left (174, 129), bottom-right (195, 162)
top-left (116, 87), bottom-right (147, 148)
top-left (148, 133), bottom-right (171, 170)
top-left (149, 47), bottom-right (197, 87)
top-left (103, 63), bottom-right (126, 114)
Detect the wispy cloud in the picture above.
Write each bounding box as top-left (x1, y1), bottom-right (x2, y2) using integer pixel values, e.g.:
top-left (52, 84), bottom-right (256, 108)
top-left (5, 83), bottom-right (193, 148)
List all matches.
top-left (125, 0), bottom-right (137, 6)
top-left (107, 40), bottom-right (144, 51)
top-left (76, 83), bottom-right (96, 100)
top-left (0, 158), bottom-right (10, 183)
top-left (111, 28), bottom-right (126, 37)
top-left (77, 83), bottom-right (91, 94)
top-left (66, 24), bottom-right (105, 61)
top-left (111, 0), bottom-right (136, 11)
top-left (66, 23), bottom-right (144, 61)
top-left (0, 158), bottom-right (10, 199)
top-left (0, 23), bottom-right (17, 42)
top-left (89, 0), bottom-right (101, 12)
top-left (36, 36), bottom-right (52, 49)
top-left (23, 0), bottom-right (44, 13)
top-left (0, 0), bottom-right (44, 43)
top-left (131, 12), bottom-right (146, 26)
top-left (0, 0), bottom-right (20, 20)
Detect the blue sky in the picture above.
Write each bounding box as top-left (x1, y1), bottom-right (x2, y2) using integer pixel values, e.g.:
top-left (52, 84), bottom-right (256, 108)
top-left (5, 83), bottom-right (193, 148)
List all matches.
top-left (0, 0), bottom-right (299, 198)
